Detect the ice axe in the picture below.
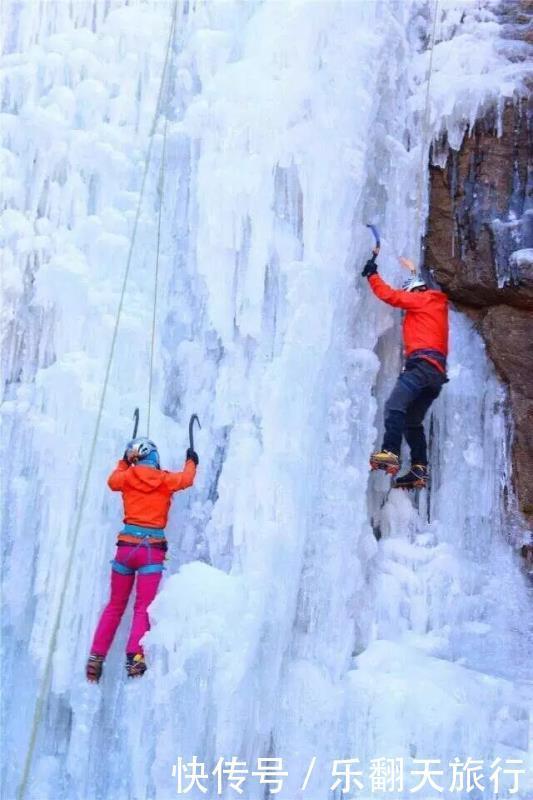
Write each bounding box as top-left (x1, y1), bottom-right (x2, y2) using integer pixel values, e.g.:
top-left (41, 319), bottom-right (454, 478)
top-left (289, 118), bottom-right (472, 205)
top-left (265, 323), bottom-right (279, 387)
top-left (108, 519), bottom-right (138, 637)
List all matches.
top-left (366, 223), bottom-right (381, 262)
top-left (189, 413), bottom-right (201, 451)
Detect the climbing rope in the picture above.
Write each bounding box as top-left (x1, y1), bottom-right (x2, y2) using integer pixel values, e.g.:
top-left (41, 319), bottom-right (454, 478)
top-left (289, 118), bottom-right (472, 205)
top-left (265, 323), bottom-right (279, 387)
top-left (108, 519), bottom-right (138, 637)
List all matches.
top-left (17, 3), bottom-right (179, 798)
top-left (147, 84), bottom-right (171, 436)
top-left (415, 0), bottom-right (440, 253)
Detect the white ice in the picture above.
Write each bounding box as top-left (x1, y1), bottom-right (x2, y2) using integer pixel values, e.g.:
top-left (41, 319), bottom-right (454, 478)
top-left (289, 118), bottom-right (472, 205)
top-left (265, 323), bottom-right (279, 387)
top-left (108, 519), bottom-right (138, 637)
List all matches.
top-left (1, 1), bottom-right (531, 799)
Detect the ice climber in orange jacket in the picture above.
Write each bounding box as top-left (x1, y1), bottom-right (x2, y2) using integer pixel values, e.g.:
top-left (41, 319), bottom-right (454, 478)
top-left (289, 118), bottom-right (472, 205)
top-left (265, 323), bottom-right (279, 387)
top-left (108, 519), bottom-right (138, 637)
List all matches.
top-left (362, 255), bottom-right (449, 489)
top-left (86, 437), bottom-right (197, 683)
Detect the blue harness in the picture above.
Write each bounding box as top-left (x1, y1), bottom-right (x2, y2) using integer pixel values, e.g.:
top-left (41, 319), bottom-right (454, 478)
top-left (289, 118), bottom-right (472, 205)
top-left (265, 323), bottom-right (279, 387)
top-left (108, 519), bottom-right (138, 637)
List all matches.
top-left (111, 524), bottom-right (166, 576)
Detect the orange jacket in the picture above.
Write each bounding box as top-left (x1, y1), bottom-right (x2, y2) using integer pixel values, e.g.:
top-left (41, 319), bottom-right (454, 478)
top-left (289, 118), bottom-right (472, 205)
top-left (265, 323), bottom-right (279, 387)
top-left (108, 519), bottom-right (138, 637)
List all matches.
top-left (108, 459), bottom-right (196, 529)
top-left (368, 274), bottom-right (449, 367)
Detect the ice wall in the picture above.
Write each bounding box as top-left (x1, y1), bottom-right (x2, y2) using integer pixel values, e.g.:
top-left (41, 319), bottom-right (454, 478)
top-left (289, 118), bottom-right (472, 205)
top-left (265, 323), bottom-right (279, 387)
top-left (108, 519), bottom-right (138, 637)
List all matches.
top-left (1, 1), bottom-right (531, 799)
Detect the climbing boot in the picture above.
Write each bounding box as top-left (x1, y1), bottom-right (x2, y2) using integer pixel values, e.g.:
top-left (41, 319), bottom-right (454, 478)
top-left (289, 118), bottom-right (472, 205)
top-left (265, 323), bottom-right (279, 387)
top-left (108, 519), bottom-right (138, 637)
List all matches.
top-left (370, 450), bottom-right (400, 475)
top-left (394, 464), bottom-right (429, 490)
top-left (86, 654), bottom-right (105, 684)
top-left (126, 653), bottom-right (147, 678)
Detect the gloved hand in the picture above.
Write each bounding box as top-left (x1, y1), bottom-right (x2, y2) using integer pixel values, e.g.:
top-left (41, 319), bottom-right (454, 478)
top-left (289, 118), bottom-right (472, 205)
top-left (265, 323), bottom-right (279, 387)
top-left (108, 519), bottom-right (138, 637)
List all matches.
top-left (361, 259), bottom-right (378, 278)
top-left (186, 448), bottom-right (199, 466)
top-left (123, 448), bottom-right (138, 464)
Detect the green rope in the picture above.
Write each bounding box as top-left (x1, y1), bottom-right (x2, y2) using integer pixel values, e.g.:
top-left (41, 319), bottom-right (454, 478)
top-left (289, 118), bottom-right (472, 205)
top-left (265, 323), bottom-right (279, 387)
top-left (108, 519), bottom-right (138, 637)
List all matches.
top-left (17, 3), bottom-right (179, 798)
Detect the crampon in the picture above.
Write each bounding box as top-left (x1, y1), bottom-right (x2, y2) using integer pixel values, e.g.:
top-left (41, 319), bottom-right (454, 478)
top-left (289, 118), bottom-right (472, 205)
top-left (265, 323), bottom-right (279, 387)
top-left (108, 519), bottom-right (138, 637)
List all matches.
top-left (393, 464), bottom-right (429, 490)
top-left (86, 654), bottom-right (104, 684)
top-left (126, 653), bottom-right (147, 678)
top-left (369, 450), bottom-right (400, 476)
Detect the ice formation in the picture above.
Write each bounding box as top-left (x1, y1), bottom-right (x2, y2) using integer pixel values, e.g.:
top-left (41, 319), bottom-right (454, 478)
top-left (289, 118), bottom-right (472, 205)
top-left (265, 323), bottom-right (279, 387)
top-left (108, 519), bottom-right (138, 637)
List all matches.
top-left (1, 1), bottom-right (531, 799)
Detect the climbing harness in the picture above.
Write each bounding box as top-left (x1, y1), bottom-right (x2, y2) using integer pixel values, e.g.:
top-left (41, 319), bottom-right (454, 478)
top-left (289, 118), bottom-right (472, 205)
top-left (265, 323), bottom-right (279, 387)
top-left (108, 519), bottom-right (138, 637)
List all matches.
top-left (111, 543), bottom-right (165, 576)
top-left (117, 523), bottom-right (167, 549)
top-left (114, 520), bottom-right (167, 577)
top-left (17, 3), bottom-right (181, 798)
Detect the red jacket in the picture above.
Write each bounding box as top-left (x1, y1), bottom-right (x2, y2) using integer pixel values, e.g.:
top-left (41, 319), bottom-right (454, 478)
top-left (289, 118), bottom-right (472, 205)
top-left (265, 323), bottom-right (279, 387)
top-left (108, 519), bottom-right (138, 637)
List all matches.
top-left (108, 459), bottom-right (196, 529)
top-left (368, 274), bottom-right (449, 369)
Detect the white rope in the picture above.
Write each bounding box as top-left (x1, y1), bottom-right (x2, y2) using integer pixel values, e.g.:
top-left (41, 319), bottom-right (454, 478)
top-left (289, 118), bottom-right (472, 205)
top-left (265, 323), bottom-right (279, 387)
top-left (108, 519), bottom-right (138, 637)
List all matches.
top-left (147, 84), bottom-right (171, 436)
top-left (17, 3), bottom-right (179, 797)
top-left (416, 0), bottom-right (440, 251)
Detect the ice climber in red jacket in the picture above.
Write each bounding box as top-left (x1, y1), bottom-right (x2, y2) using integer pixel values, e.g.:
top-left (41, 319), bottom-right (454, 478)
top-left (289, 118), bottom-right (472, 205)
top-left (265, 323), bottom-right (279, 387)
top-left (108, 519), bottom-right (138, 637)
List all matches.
top-left (362, 256), bottom-right (449, 489)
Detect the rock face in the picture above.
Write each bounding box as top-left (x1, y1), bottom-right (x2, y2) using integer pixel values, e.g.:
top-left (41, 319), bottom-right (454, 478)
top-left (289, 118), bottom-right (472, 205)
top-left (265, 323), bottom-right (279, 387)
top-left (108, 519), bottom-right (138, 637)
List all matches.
top-left (426, 100), bottom-right (533, 529)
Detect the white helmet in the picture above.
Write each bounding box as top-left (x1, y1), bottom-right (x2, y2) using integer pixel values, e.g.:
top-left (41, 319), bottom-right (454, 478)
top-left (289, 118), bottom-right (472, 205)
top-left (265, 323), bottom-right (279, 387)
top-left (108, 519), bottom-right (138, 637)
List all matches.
top-left (402, 274), bottom-right (427, 292)
top-left (125, 437), bottom-right (160, 467)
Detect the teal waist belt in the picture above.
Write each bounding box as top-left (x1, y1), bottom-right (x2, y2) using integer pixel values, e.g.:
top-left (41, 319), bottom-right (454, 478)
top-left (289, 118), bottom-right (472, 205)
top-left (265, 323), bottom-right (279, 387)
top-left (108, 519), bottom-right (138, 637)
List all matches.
top-left (122, 523), bottom-right (166, 538)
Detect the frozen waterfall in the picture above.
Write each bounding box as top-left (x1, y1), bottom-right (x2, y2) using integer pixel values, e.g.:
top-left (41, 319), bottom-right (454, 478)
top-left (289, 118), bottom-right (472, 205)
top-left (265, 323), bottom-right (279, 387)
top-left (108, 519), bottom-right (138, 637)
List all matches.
top-left (1, 1), bottom-right (531, 799)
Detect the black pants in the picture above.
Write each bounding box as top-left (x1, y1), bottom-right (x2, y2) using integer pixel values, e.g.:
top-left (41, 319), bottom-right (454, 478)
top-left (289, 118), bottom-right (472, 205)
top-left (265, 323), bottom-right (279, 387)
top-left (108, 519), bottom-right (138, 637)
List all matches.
top-left (382, 358), bottom-right (447, 465)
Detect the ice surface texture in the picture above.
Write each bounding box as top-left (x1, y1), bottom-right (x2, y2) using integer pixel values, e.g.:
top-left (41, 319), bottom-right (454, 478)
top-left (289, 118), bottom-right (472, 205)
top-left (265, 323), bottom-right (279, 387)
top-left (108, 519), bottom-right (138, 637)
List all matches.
top-left (1, 1), bottom-right (531, 799)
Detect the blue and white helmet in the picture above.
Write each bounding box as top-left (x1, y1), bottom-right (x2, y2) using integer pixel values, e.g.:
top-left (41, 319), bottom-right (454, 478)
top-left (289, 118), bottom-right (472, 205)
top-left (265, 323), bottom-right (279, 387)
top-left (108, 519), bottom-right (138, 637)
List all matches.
top-left (402, 274), bottom-right (427, 292)
top-left (126, 437), bottom-right (160, 468)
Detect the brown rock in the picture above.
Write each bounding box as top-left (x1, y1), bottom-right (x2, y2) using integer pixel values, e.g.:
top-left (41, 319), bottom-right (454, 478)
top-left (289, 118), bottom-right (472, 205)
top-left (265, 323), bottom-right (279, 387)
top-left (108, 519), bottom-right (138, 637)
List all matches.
top-left (428, 104), bottom-right (533, 310)
top-left (426, 95), bottom-right (533, 531)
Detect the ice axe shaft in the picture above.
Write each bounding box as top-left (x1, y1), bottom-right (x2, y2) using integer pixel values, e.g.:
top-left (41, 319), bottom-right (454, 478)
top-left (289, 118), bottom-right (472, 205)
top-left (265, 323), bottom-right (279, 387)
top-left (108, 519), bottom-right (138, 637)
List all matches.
top-left (132, 408), bottom-right (140, 439)
top-left (189, 414), bottom-right (201, 451)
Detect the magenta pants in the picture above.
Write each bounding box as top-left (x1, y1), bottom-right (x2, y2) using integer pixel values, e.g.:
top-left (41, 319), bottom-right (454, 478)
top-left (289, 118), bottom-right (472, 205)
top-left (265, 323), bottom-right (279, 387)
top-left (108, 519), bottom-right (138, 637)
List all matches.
top-left (90, 545), bottom-right (165, 657)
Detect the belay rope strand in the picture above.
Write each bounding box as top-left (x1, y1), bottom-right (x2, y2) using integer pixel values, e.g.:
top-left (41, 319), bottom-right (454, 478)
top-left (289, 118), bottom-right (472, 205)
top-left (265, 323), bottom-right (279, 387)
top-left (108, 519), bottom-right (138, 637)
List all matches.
top-left (147, 81), bottom-right (171, 437)
top-left (367, 1), bottom-right (438, 271)
top-left (415, 0), bottom-right (440, 254)
top-left (17, 3), bottom-right (179, 798)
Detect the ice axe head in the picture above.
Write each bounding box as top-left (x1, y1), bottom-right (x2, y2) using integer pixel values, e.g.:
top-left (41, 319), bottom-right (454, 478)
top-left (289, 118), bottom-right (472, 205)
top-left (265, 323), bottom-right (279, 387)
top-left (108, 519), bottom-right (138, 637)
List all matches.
top-left (189, 414), bottom-right (201, 450)
top-left (366, 223), bottom-right (381, 259)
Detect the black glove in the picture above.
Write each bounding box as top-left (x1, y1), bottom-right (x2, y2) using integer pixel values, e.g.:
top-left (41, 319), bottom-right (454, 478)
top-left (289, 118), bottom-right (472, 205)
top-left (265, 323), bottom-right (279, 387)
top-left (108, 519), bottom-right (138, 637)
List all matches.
top-left (186, 448), bottom-right (199, 466)
top-left (361, 259), bottom-right (378, 278)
